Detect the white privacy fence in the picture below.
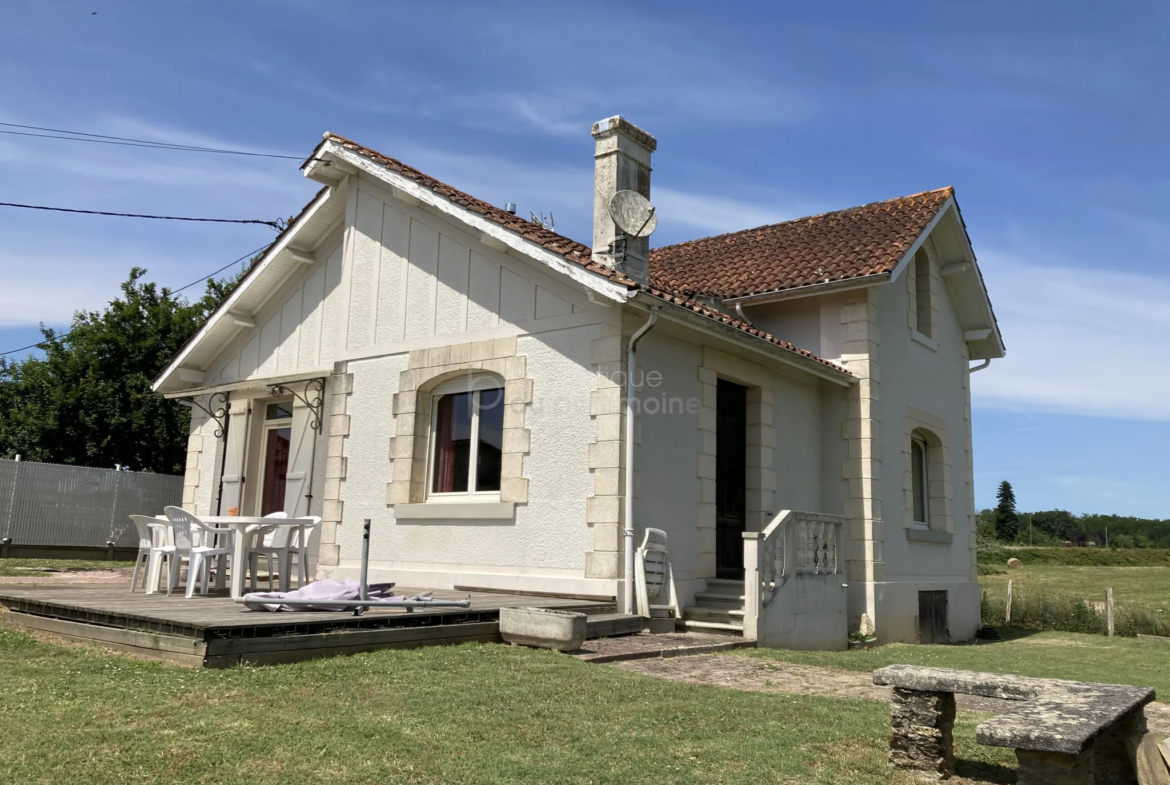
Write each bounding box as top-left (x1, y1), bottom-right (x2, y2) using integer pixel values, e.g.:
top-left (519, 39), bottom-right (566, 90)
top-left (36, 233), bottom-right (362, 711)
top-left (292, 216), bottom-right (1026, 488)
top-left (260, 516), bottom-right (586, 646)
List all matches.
top-left (0, 458), bottom-right (183, 550)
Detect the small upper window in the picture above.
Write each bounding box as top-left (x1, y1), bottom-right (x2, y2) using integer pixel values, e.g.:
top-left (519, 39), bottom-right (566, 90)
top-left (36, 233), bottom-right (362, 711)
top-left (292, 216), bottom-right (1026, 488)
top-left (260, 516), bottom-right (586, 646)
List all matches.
top-left (911, 435), bottom-right (930, 529)
top-left (914, 249), bottom-right (932, 338)
top-left (266, 402), bottom-right (293, 420)
top-left (429, 380), bottom-right (504, 497)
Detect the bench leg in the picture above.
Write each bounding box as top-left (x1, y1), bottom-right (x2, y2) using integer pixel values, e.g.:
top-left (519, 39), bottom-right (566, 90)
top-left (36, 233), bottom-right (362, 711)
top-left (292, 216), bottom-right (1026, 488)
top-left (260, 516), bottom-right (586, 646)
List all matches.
top-left (1016, 750), bottom-right (1096, 785)
top-left (888, 688), bottom-right (955, 780)
top-left (1016, 707), bottom-right (1146, 785)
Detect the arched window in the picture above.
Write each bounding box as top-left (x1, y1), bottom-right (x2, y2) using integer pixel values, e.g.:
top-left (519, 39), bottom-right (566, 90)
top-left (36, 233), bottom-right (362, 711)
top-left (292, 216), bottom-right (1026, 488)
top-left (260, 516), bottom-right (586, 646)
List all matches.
top-left (428, 374), bottom-right (505, 498)
top-left (911, 433), bottom-right (930, 529)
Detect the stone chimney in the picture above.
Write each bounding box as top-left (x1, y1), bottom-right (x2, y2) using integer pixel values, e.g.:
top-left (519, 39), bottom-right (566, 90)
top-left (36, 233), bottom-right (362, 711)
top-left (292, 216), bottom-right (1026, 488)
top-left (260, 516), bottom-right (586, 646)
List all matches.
top-left (591, 116), bottom-right (657, 283)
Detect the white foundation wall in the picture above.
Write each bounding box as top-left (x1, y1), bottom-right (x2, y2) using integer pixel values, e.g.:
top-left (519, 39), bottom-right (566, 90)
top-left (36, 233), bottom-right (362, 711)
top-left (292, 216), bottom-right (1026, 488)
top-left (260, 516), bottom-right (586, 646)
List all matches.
top-left (872, 257), bottom-right (979, 642)
top-left (632, 332), bottom-right (704, 606)
top-left (325, 324), bottom-right (603, 594)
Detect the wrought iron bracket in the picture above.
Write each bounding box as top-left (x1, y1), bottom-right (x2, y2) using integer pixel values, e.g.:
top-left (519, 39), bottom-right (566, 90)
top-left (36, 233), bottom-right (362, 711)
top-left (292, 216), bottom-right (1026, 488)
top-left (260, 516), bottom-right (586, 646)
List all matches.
top-left (180, 392), bottom-right (230, 439)
top-left (268, 378), bottom-right (326, 431)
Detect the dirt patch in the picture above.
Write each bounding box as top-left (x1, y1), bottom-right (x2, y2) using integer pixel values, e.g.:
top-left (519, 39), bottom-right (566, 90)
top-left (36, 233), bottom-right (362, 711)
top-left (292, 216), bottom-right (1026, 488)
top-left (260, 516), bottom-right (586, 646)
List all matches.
top-left (0, 569), bottom-right (133, 585)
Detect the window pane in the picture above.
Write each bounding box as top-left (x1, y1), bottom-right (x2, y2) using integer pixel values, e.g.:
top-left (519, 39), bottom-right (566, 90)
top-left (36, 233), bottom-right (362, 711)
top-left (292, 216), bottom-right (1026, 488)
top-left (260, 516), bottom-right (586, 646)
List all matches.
top-left (432, 392), bottom-right (473, 493)
top-left (261, 427), bottom-right (291, 515)
top-left (475, 388), bottom-right (504, 492)
top-left (911, 439), bottom-right (927, 524)
top-left (266, 402), bottom-right (293, 420)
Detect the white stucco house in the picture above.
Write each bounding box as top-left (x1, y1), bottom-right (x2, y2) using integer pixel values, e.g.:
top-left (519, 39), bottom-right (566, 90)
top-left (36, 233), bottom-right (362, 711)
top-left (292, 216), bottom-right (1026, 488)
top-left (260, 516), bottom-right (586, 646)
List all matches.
top-left (154, 116), bottom-right (1004, 647)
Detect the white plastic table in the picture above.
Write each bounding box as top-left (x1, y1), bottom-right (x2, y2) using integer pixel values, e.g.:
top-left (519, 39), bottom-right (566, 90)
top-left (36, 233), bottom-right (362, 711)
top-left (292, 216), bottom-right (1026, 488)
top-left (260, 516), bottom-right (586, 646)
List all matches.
top-left (198, 517), bottom-right (316, 600)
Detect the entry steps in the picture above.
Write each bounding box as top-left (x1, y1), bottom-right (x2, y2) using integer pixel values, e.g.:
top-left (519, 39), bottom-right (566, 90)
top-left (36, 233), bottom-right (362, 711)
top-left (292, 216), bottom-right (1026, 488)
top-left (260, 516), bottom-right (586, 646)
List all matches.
top-left (679, 578), bottom-right (745, 634)
top-left (585, 613), bottom-right (647, 639)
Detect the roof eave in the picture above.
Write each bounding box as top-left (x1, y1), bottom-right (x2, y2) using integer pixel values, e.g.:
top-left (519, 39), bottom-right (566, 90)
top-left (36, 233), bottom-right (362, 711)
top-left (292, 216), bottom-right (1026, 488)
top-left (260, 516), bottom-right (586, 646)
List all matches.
top-left (633, 291), bottom-right (853, 386)
top-left (320, 140), bottom-right (631, 306)
top-left (151, 185), bottom-right (337, 393)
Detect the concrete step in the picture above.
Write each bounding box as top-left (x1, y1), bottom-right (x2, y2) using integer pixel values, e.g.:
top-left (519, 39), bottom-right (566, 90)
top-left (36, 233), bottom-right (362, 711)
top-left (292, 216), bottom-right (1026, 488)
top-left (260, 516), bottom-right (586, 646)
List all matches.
top-left (684, 605), bottom-right (745, 622)
top-left (694, 590), bottom-right (745, 608)
top-left (675, 618), bottom-right (744, 634)
top-left (701, 579), bottom-right (746, 598)
top-left (585, 613), bottom-right (646, 639)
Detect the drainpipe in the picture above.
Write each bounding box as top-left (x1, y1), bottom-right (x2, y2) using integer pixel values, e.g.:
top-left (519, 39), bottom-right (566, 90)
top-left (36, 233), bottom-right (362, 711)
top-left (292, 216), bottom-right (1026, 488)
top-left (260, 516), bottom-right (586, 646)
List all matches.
top-left (624, 304), bottom-right (660, 615)
top-left (969, 359), bottom-right (992, 373)
top-left (734, 301), bottom-right (753, 327)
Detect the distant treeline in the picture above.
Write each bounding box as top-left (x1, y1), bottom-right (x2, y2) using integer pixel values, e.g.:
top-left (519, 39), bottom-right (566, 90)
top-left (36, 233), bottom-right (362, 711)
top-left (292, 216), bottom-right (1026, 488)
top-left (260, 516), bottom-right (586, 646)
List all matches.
top-left (978, 509), bottom-right (1170, 549)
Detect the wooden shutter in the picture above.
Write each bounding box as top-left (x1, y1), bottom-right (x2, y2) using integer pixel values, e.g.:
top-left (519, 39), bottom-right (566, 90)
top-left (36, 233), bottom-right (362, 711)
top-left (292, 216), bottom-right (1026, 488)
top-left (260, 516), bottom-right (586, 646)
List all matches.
top-left (220, 399), bottom-right (251, 513)
top-left (282, 399), bottom-right (317, 517)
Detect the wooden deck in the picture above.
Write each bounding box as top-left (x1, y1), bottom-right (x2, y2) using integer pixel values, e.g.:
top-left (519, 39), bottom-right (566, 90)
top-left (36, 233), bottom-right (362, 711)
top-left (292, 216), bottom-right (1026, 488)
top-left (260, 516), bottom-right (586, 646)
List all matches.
top-left (0, 584), bottom-right (613, 667)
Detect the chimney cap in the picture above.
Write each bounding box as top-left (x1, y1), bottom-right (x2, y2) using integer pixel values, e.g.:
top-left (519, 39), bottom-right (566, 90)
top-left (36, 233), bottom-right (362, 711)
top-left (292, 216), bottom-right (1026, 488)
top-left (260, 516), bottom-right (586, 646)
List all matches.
top-left (504, 203), bottom-right (517, 214)
top-left (591, 116), bottom-right (657, 151)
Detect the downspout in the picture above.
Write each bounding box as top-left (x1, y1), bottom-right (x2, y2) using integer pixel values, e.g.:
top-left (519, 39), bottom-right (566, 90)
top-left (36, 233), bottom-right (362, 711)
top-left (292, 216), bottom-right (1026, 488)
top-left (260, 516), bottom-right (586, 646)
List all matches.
top-left (624, 304), bottom-right (660, 615)
top-left (969, 359), bottom-right (991, 373)
top-left (734, 301), bottom-right (754, 327)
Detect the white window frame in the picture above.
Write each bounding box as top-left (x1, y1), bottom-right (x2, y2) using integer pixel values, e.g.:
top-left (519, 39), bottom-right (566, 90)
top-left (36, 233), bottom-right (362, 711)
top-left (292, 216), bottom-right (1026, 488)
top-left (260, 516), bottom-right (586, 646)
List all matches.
top-left (425, 375), bottom-right (505, 503)
top-left (911, 434), bottom-right (930, 530)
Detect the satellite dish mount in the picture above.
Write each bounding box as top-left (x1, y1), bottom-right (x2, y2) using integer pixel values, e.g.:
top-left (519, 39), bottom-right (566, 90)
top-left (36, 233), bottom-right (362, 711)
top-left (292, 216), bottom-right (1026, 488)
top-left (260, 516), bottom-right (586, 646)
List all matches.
top-left (606, 190), bottom-right (658, 269)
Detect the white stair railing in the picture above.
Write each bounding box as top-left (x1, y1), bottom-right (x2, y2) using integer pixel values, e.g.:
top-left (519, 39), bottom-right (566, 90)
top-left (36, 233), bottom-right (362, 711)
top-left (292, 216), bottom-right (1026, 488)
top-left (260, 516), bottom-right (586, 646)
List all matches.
top-left (742, 510), bottom-right (847, 642)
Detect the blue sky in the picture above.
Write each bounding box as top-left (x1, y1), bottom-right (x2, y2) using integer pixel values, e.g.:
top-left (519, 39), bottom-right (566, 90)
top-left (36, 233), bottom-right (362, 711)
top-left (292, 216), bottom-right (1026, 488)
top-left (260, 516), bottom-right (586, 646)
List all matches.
top-left (1, 1), bottom-right (1167, 516)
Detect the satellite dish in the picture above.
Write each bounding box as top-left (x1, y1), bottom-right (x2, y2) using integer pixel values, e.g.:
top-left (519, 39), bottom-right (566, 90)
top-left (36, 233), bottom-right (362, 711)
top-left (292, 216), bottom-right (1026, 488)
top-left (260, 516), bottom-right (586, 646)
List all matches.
top-left (609, 190), bottom-right (658, 238)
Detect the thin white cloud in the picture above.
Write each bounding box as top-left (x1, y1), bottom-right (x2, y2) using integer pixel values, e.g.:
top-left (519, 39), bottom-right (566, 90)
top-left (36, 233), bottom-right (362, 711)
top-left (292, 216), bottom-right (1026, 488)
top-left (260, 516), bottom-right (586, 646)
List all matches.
top-left (974, 253), bottom-right (1170, 421)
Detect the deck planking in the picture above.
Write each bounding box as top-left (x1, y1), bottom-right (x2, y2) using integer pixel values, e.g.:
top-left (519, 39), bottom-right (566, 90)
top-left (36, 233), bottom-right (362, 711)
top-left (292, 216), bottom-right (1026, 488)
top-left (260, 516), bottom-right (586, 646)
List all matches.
top-left (0, 583), bottom-right (614, 667)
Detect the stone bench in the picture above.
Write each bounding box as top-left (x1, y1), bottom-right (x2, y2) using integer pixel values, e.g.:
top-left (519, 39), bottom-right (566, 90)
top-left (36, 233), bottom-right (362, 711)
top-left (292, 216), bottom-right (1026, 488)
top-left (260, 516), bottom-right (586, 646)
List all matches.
top-left (872, 665), bottom-right (1156, 783)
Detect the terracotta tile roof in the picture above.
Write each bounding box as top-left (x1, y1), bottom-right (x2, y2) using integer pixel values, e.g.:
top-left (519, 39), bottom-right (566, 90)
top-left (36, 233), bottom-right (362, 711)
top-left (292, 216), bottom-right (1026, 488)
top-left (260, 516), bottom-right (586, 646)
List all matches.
top-left (308, 133), bottom-right (851, 378)
top-left (648, 188), bottom-right (955, 299)
top-left (311, 133), bottom-right (621, 280)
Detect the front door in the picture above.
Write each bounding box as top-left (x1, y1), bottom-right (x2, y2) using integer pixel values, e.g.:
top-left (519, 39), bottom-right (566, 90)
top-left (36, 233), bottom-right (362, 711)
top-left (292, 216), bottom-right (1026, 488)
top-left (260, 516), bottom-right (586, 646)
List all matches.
top-left (259, 402), bottom-right (293, 516)
top-left (715, 379), bottom-right (748, 580)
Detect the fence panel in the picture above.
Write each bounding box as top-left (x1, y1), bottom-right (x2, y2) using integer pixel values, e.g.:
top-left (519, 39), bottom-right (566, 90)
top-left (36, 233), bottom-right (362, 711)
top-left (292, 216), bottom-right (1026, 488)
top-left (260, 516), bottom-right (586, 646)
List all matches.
top-left (0, 459), bottom-right (183, 549)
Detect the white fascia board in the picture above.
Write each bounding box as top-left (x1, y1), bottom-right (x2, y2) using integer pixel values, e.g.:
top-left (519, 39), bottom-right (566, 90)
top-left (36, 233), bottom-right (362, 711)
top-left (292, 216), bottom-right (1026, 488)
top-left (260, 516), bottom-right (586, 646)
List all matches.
top-left (152, 186), bottom-right (336, 392)
top-left (319, 142), bottom-right (630, 305)
top-left (888, 196), bottom-right (955, 283)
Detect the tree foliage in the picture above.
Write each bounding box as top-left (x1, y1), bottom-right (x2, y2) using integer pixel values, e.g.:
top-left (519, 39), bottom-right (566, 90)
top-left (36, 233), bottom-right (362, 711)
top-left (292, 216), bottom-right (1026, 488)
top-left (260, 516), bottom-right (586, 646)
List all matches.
top-left (0, 265), bottom-right (247, 474)
top-left (994, 480), bottom-right (1019, 542)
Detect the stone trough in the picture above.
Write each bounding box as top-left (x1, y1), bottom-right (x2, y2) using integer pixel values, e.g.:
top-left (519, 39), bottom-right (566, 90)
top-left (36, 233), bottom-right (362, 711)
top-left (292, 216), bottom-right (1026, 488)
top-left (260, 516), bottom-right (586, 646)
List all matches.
top-left (873, 665), bottom-right (1159, 783)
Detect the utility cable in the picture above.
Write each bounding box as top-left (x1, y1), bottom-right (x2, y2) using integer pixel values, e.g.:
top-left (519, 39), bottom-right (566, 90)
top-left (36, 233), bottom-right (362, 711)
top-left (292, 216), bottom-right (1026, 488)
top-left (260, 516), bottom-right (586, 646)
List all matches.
top-left (0, 242), bottom-right (272, 357)
top-left (0, 122), bottom-right (324, 162)
top-left (0, 201), bottom-right (284, 229)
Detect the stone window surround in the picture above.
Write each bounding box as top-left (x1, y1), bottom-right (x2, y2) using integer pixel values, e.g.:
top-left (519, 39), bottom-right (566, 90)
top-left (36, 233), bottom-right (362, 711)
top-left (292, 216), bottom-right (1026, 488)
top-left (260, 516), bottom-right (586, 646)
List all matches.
top-left (695, 347), bottom-right (776, 580)
top-left (901, 405), bottom-right (953, 536)
top-left (386, 336), bottom-right (531, 509)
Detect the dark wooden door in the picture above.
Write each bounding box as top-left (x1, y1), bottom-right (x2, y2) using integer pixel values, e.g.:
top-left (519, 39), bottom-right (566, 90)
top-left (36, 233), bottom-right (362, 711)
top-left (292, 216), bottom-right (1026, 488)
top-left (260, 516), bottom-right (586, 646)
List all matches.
top-left (715, 379), bottom-right (748, 580)
top-left (918, 590), bottom-right (950, 644)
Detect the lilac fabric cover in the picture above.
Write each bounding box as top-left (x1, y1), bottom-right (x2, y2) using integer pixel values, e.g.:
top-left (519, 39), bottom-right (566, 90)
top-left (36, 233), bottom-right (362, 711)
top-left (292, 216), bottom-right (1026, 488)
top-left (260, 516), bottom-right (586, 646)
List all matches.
top-left (243, 579), bottom-right (396, 611)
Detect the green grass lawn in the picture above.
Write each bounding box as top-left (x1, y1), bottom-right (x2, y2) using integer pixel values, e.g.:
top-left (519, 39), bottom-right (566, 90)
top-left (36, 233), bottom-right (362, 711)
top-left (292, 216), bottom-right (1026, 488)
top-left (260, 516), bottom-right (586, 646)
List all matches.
top-left (0, 558), bottom-right (134, 577)
top-left (980, 565), bottom-right (1170, 610)
top-left (0, 627), bottom-right (1014, 785)
top-left (737, 628), bottom-right (1170, 696)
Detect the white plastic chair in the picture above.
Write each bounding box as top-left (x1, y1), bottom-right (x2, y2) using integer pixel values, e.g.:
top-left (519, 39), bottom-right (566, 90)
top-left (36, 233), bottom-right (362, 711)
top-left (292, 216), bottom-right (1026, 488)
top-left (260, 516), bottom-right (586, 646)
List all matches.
top-left (164, 506), bottom-right (234, 598)
top-left (288, 517), bottom-right (321, 588)
top-left (128, 515), bottom-right (173, 593)
top-left (247, 512), bottom-right (290, 592)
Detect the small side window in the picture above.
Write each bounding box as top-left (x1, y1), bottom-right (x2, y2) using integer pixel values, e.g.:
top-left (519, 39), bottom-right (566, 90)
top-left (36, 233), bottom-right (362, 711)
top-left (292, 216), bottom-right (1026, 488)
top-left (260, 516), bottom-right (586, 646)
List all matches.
top-left (915, 249), bottom-right (932, 338)
top-left (911, 435), bottom-right (930, 529)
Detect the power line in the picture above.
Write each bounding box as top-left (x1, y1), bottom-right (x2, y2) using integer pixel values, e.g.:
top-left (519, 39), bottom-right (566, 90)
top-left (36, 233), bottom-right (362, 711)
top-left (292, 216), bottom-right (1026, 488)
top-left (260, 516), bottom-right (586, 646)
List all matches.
top-left (0, 119), bottom-right (329, 161)
top-left (0, 242), bottom-right (272, 357)
top-left (0, 122), bottom-right (311, 161)
top-left (0, 201), bottom-right (284, 229)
